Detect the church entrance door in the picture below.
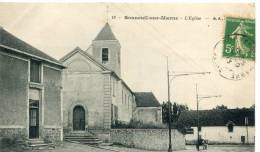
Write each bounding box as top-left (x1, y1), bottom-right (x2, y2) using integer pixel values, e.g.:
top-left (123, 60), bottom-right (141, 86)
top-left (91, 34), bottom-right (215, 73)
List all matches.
top-left (73, 106), bottom-right (85, 131)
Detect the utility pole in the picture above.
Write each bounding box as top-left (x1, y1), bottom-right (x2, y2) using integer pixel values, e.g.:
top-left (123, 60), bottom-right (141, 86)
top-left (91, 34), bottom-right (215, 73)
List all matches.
top-left (196, 84), bottom-right (199, 151)
top-left (196, 84), bottom-right (221, 151)
top-left (166, 57), bottom-right (210, 152)
top-left (245, 117), bottom-right (249, 144)
top-left (167, 57), bottom-right (172, 152)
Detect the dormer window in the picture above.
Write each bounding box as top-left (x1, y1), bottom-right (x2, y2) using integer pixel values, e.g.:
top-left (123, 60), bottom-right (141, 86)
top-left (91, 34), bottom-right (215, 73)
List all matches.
top-left (102, 48), bottom-right (109, 64)
top-left (30, 60), bottom-right (41, 83)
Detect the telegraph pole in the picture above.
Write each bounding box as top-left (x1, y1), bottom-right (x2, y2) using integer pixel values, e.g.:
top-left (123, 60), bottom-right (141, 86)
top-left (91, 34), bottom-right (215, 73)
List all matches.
top-left (196, 84), bottom-right (199, 151)
top-left (245, 117), bottom-right (249, 144)
top-left (196, 84), bottom-right (221, 151)
top-left (167, 57), bottom-right (172, 152)
top-left (166, 57), bottom-right (210, 152)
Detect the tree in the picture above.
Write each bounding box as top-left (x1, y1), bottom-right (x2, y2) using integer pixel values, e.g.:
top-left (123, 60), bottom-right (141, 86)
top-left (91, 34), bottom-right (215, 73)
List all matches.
top-left (214, 104), bottom-right (228, 110)
top-left (250, 104), bottom-right (255, 109)
top-left (161, 102), bottom-right (189, 126)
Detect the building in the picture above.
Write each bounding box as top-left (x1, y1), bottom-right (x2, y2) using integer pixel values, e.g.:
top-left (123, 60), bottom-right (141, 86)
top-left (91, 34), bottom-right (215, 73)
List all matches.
top-left (0, 27), bottom-right (65, 142)
top-left (178, 108), bottom-right (255, 144)
top-left (133, 92), bottom-right (162, 125)
top-left (60, 23), bottom-right (136, 139)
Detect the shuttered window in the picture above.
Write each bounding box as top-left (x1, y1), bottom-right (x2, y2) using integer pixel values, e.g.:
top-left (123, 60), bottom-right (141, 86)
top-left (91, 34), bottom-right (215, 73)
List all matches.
top-left (102, 48), bottom-right (109, 63)
top-left (30, 60), bottom-right (41, 83)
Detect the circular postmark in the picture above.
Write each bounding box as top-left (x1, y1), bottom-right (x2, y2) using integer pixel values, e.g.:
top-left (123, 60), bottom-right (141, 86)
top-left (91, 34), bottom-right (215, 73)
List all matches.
top-left (212, 35), bottom-right (255, 81)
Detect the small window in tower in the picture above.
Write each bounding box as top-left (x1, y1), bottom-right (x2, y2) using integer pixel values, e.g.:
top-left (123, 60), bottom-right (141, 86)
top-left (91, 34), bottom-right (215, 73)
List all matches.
top-left (102, 48), bottom-right (109, 64)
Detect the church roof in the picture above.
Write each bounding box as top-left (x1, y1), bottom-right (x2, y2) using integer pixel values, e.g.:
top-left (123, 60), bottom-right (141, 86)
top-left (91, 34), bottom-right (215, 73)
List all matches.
top-left (0, 27), bottom-right (64, 68)
top-left (59, 46), bottom-right (110, 71)
top-left (94, 23), bottom-right (117, 41)
top-left (134, 92), bottom-right (161, 107)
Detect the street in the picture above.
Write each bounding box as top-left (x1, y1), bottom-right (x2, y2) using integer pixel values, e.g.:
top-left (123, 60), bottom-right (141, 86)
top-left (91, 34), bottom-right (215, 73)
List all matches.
top-left (39, 142), bottom-right (254, 152)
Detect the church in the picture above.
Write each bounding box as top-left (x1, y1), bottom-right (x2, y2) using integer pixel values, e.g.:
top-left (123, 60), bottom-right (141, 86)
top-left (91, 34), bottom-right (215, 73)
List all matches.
top-left (60, 23), bottom-right (162, 140)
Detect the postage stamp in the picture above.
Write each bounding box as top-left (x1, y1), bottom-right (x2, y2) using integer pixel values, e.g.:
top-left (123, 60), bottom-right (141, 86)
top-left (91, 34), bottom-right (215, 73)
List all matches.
top-left (223, 17), bottom-right (255, 60)
top-left (212, 17), bottom-right (255, 81)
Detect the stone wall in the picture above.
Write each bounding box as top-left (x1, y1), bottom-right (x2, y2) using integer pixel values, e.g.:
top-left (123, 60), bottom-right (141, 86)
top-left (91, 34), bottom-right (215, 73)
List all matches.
top-left (0, 128), bottom-right (27, 138)
top-left (89, 129), bottom-right (111, 142)
top-left (42, 127), bottom-right (62, 144)
top-left (111, 129), bottom-right (185, 151)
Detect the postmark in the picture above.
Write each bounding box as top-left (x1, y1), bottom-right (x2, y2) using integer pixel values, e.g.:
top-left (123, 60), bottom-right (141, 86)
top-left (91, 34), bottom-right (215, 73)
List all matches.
top-left (213, 17), bottom-right (255, 81)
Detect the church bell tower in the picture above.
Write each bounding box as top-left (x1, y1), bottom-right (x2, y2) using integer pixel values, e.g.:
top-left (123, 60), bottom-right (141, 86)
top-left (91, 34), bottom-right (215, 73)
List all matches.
top-left (92, 23), bottom-right (121, 76)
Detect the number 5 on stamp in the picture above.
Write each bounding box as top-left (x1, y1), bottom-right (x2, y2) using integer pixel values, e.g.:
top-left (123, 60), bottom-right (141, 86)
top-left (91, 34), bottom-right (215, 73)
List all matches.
top-left (223, 17), bottom-right (255, 60)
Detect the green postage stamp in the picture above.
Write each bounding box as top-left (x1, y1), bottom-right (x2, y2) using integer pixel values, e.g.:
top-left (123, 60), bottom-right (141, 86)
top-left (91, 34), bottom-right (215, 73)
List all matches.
top-left (223, 17), bottom-right (255, 60)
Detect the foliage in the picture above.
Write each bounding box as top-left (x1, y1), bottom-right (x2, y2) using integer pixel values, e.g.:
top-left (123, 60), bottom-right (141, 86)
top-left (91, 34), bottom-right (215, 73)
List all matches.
top-left (161, 102), bottom-right (189, 134)
top-left (111, 119), bottom-right (167, 129)
top-left (250, 104), bottom-right (255, 109)
top-left (161, 101), bottom-right (189, 126)
top-left (214, 104), bottom-right (228, 110)
top-left (178, 107), bottom-right (255, 127)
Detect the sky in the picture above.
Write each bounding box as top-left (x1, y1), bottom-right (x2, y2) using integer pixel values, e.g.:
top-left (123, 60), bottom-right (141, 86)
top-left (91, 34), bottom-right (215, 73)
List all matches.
top-left (0, 3), bottom-right (255, 110)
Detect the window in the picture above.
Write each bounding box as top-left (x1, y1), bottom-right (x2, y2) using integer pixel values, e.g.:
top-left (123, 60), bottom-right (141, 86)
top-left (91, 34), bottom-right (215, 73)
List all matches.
top-left (102, 48), bottom-right (109, 64)
top-left (241, 136), bottom-right (245, 143)
top-left (30, 60), bottom-right (41, 83)
top-left (227, 123), bottom-right (234, 132)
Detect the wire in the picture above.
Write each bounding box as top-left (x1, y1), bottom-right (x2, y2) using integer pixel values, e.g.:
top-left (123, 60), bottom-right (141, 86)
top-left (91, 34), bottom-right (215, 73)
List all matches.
top-left (123, 3), bottom-right (208, 71)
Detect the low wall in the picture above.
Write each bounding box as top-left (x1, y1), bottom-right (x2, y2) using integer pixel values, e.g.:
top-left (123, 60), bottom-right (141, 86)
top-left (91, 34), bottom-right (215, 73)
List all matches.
top-left (89, 129), bottom-right (111, 142)
top-left (111, 129), bottom-right (185, 151)
top-left (42, 128), bottom-right (63, 144)
top-left (0, 128), bottom-right (27, 138)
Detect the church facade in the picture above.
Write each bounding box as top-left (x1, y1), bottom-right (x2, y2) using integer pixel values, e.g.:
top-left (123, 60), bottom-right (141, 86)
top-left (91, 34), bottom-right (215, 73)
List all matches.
top-left (60, 23), bottom-right (136, 136)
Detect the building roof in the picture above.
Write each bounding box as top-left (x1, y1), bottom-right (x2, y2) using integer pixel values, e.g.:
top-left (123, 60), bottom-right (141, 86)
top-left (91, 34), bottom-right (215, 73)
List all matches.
top-left (94, 23), bottom-right (117, 41)
top-left (178, 108), bottom-right (255, 127)
top-left (0, 27), bottom-right (64, 68)
top-left (134, 92), bottom-right (161, 107)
